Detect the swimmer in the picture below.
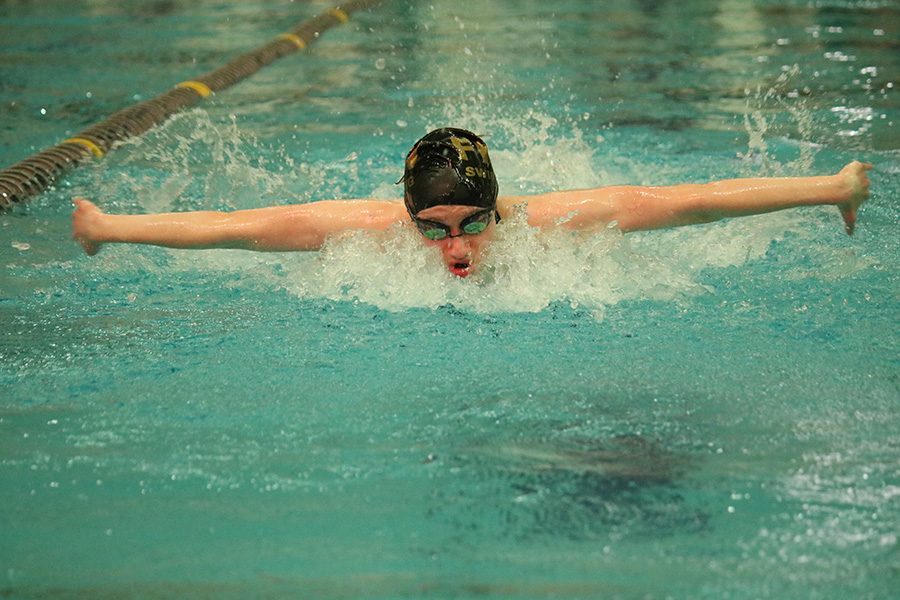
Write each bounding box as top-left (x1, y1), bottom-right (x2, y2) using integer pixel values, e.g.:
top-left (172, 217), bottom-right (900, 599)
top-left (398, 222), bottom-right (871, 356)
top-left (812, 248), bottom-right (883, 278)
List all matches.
top-left (72, 127), bottom-right (872, 278)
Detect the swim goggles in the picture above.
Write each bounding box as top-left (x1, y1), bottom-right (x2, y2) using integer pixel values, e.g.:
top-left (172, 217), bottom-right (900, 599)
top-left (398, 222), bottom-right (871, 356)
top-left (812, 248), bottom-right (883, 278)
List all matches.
top-left (412, 209), bottom-right (494, 241)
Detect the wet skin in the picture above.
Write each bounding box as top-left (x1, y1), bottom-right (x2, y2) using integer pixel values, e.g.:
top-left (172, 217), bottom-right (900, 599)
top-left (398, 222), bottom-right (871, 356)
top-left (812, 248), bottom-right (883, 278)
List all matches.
top-left (413, 204), bottom-right (496, 278)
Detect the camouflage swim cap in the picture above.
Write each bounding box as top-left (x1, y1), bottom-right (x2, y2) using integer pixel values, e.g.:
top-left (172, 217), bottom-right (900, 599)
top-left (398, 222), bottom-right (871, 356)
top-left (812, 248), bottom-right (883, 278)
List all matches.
top-left (402, 128), bottom-right (499, 216)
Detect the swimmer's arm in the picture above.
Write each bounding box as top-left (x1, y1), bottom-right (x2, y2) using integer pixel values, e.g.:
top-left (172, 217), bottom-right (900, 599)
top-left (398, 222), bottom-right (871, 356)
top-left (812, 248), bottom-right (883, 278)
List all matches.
top-left (508, 161), bottom-right (872, 235)
top-left (72, 198), bottom-right (407, 255)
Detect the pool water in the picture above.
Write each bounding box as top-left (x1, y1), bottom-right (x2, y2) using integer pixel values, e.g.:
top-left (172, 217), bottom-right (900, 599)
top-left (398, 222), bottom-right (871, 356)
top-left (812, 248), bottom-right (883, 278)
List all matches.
top-left (1, 1), bottom-right (898, 598)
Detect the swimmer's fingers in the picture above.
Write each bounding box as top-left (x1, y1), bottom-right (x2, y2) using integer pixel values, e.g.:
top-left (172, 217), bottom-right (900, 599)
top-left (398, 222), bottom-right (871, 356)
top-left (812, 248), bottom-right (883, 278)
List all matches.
top-left (839, 204), bottom-right (856, 236)
top-left (72, 197), bottom-right (103, 255)
top-left (838, 161), bottom-right (872, 236)
top-left (844, 161), bottom-right (873, 199)
top-left (73, 197), bottom-right (102, 212)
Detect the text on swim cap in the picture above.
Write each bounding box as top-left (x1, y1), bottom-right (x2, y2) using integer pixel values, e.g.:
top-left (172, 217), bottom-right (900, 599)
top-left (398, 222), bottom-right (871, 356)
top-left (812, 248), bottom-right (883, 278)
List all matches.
top-left (449, 136), bottom-right (476, 161)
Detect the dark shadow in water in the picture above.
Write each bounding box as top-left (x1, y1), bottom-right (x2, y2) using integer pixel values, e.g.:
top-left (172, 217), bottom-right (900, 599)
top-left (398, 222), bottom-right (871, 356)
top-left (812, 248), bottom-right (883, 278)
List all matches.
top-left (432, 434), bottom-right (708, 543)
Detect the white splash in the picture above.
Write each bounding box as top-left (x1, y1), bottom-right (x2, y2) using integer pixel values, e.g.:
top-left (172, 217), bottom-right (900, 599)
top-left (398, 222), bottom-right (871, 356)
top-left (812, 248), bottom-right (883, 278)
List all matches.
top-left (739, 65), bottom-right (821, 175)
top-left (272, 206), bottom-right (802, 317)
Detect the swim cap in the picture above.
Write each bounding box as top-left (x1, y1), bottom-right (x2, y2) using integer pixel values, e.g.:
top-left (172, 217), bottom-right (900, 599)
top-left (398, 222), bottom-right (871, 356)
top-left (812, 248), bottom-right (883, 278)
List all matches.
top-left (402, 128), bottom-right (499, 217)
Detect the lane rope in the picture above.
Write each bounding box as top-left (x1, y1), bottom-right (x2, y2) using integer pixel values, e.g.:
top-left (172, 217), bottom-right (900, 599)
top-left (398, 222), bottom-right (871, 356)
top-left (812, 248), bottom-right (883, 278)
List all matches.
top-left (0, 0), bottom-right (381, 209)
top-left (175, 80), bottom-right (214, 98)
top-left (62, 138), bottom-right (105, 158)
top-left (330, 8), bottom-right (350, 23)
top-left (275, 33), bottom-right (307, 49)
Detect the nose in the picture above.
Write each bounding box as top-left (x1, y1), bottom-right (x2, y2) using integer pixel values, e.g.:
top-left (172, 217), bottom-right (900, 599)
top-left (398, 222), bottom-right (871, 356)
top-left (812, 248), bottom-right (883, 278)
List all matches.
top-left (443, 234), bottom-right (470, 259)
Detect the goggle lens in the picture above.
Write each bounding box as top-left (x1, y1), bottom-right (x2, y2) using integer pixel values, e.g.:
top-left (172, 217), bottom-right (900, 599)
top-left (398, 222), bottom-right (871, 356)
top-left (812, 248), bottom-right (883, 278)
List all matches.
top-left (414, 209), bottom-right (494, 241)
top-left (462, 220), bottom-right (488, 235)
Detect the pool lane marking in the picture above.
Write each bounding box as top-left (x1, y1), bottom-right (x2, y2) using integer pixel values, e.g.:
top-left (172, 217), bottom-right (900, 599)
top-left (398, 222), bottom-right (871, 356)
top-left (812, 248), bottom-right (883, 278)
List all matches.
top-left (175, 80), bottom-right (214, 97)
top-left (62, 138), bottom-right (104, 158)
top-left (276, 33), bottom-right (307, 49)
top-left (330, 8), bottom-right (350, 23)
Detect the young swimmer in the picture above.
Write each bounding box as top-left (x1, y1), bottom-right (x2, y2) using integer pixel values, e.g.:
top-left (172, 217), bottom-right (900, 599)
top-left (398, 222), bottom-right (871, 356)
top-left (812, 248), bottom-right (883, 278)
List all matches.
top-left (72, 127), bottom-right (872, 278)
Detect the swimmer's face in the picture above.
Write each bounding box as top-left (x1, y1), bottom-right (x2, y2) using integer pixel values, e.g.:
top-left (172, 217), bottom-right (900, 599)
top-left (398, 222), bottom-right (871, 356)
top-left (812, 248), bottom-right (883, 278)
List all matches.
top-left (412, 204), bottom-right (496, 278)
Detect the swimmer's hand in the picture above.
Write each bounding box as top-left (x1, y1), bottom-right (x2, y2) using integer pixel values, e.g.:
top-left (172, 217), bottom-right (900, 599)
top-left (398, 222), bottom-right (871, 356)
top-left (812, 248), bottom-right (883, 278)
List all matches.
top-left (72, 197), bottom-right (104, 255)
top-left (837, 161), bottom-right (872, 236)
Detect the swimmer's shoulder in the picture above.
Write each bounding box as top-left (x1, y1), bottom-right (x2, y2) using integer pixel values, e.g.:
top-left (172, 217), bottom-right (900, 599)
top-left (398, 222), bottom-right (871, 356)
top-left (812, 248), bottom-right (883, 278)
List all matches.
top-left (497, 190), bottom-right (609, 227)
top-left (341, 198), bottom-right (408, 228)
top-left (368, 198), bottom-right (407, 220)
top-left (498, 192), bottom-right (562, 222)
top-left (497, 194), bottom-right (530, 219)
top-left (289, 198), bottom-right (406, 230)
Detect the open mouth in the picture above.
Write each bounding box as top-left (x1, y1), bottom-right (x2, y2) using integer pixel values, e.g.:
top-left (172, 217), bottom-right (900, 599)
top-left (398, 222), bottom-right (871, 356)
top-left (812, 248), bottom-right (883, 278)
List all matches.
top-left (448, 261), bottom-right (471, 278)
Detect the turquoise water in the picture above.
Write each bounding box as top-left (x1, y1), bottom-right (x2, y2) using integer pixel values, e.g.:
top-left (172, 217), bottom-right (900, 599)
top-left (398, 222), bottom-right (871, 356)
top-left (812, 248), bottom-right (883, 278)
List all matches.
top-left (1, 1), bottom-right (898, 598)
